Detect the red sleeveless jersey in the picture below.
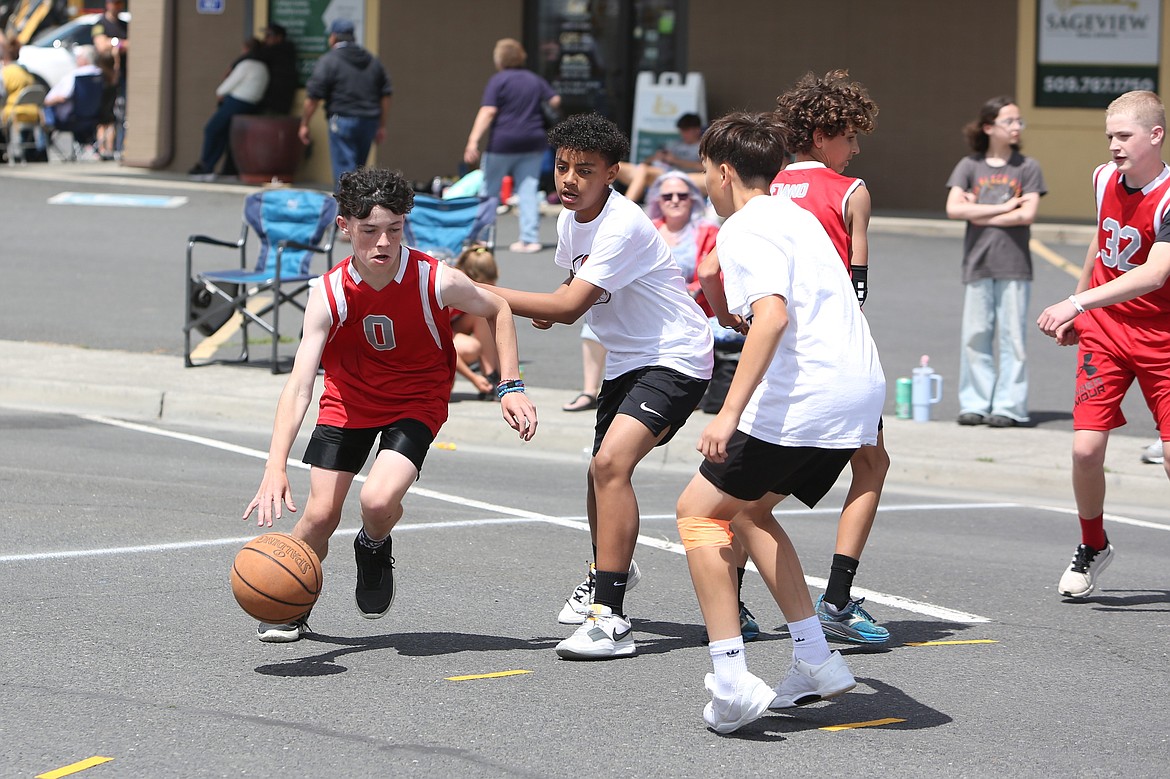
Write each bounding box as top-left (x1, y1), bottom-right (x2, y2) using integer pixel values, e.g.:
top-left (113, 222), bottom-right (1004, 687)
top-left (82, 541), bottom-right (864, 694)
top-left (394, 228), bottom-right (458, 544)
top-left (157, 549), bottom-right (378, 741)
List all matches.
top-left (771, 162), bottom-right (862, 269)
top-left (1093, 161), bottom-right (1170, 320)
top-left (316, 248), bottom-right (456, 434)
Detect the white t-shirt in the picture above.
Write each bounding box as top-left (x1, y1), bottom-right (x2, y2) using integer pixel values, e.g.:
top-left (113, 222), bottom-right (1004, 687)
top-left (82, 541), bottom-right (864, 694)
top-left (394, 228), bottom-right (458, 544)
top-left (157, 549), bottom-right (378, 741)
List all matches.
top-left (716, 194), bottom-right (884, 447)
top-left (555, 189), bottom-right (713, 380)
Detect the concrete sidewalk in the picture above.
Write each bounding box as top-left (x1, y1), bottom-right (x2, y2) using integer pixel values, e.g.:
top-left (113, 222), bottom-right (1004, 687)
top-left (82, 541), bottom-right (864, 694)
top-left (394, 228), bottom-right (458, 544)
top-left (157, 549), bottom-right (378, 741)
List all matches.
top-left (1, 339), bottom-right (1164, 517)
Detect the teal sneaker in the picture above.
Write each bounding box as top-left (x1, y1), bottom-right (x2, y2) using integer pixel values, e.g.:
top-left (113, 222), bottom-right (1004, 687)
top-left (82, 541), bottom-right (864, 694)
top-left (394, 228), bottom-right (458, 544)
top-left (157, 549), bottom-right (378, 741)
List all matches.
top-left (816, 595), bottom-right (889, 644)
top-left (701, 602), bottom-right (761, 644)
top-left (739, 602), bottom-right (760, 641)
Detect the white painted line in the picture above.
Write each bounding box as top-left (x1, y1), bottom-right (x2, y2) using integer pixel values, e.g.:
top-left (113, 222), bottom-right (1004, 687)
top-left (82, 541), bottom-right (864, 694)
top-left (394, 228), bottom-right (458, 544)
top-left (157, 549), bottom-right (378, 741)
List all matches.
top-left (48, 192), bottom-right (188, 208)
top-left (1032, 504), bottom-right (1170, 533)
top-left (76, 414), bottom-right (996, 623)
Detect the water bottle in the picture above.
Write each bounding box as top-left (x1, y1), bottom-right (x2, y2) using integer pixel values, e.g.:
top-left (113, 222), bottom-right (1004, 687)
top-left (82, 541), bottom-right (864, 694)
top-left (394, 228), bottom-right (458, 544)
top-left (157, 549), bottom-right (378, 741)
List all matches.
top-left (911, 355), bottom-right (943, 423)
top-left (431, 176), bottom-right (443, 197)
top-left (895, 377), bottom-right (912, 419)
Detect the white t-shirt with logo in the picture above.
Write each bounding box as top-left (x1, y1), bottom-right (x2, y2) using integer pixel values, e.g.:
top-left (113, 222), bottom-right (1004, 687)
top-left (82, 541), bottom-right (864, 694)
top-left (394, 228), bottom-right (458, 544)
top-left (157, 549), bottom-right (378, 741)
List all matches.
top-left (555, 189), bottom-right (714, 380)
top-left (716, 194), bottom-right (884, 447)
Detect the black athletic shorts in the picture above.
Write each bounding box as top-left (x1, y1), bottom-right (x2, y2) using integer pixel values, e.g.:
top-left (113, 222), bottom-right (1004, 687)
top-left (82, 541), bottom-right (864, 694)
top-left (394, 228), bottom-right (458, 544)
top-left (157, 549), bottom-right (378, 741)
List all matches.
top-left (302, 419), bottom-right (435, 474)
top-left (593, 365), bottom-right (709, 456)
top-left (699, 430), bottom-right (856, 506)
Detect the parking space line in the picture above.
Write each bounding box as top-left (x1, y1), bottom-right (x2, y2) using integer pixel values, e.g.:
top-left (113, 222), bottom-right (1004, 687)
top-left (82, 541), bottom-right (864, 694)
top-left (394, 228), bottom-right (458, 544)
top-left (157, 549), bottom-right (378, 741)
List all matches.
top-left (820, 718), bottom-right (905, 732)
top-left (446, 670), bottom-right (532, 681)
top-left (35, 756), bottom-right (114, 779)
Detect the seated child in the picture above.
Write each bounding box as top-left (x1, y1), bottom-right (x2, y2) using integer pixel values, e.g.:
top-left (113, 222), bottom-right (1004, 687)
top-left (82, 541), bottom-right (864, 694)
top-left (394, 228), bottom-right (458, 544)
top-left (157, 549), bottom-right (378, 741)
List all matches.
top-left (450, 244), bottom-right (502, 397)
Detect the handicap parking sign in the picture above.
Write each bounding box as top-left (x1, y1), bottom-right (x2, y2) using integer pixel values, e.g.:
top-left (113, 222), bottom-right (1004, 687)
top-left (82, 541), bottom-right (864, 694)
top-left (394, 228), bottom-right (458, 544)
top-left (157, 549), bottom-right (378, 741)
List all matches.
top-left (197, 0), bottom-right (225, 13)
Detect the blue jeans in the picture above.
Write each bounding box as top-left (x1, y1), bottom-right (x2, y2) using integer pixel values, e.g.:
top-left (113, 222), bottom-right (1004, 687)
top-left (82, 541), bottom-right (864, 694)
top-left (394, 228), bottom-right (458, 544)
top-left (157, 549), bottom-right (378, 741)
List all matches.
top-left (482, 150), bottom-right (544, 244)
top-left (199, 96), bottom-right (260, 171)
top-left (327, 114), bottom-right (380, 187)
top-left (959, 278), bottom-right (1030, 422)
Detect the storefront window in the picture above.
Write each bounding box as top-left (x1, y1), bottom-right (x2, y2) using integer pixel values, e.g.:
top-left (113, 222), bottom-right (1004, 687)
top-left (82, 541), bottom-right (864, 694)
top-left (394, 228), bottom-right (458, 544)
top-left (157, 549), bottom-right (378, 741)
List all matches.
top-left (530, 0), bottom-right (685, 132)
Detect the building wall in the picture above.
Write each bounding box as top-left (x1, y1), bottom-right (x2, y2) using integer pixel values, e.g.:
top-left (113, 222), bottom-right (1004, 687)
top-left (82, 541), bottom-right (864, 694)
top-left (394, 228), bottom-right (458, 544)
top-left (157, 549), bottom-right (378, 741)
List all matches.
top-left (123, 1), bottom-right (249, 171)
top-left (689, 0), bottom-right (1020, 217)
top-left (128, 1), bottom-right (1170, 220)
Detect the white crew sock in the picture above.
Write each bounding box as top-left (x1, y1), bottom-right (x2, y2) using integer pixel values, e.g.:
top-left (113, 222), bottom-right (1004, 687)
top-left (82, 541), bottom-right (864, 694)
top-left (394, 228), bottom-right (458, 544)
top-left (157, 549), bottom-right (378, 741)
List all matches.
top-left (788, 615), bottom-right (831, 665)
top-left (708, 636), bottom-right (747, 696)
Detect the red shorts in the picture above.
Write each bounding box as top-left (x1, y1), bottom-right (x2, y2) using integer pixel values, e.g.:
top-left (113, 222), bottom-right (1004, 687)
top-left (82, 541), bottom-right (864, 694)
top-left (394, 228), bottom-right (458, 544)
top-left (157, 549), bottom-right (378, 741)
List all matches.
top-left (1072, 310), bottom-right (1170, 436)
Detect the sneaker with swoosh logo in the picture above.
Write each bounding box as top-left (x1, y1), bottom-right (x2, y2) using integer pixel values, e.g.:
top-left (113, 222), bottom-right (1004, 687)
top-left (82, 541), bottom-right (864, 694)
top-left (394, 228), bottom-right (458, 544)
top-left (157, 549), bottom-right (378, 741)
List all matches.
top-left (555, 603), bottom-right (636, 659)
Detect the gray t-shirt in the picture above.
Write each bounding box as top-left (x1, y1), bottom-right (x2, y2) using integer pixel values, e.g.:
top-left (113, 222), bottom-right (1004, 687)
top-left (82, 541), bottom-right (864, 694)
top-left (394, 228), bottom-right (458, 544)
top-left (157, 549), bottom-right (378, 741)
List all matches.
top-left (946, 152), bottom-right (1047, 284)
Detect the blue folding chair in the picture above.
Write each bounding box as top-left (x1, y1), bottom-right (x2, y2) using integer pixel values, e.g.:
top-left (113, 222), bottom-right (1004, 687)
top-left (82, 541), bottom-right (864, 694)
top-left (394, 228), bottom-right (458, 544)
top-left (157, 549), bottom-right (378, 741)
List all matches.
top-left (47, 73), bottom-right (104, 160)
top-left (404, 193), bottom-right (495, 261)
top-left (184, 189), bottom-right (338, 373)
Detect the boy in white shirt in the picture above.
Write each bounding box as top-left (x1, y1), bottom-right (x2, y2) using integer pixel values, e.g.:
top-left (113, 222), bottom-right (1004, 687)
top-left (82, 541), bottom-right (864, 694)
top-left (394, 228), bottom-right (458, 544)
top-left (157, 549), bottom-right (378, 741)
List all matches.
top-left (490, 112), bottom-right (714, 660)
top-left (676, 112), bottom-right (885, 733)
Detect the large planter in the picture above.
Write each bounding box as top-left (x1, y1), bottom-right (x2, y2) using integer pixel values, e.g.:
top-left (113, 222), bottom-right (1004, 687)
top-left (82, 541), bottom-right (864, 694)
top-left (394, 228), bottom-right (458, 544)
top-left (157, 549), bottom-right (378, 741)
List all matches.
top-left (229, 115), bottom-right (303, 184)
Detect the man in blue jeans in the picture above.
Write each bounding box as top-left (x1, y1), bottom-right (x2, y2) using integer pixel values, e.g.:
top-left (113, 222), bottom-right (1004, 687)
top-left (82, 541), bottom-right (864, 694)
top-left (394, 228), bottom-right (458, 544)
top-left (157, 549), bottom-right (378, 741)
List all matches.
top-left (298, 18), bottom-right (393, 186)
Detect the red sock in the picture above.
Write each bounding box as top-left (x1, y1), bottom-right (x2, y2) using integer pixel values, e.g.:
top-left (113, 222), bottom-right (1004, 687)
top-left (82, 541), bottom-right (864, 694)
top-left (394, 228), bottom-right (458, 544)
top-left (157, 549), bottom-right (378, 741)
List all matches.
top-left (1079, 514), bottom-right (1106, 551)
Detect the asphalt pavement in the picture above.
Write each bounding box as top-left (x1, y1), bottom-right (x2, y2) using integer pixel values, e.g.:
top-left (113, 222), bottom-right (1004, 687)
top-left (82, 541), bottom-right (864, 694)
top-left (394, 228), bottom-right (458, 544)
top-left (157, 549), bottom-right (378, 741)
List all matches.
top-left (0, 161), bottom-right (1165, 519)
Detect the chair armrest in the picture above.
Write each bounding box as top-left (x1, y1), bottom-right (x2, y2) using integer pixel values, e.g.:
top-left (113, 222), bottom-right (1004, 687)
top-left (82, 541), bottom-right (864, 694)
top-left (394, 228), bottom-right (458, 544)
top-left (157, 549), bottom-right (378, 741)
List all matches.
top-left (187, 235), bottom-right (243, 249)
top-left (276, 239), bottom-right (330, 254)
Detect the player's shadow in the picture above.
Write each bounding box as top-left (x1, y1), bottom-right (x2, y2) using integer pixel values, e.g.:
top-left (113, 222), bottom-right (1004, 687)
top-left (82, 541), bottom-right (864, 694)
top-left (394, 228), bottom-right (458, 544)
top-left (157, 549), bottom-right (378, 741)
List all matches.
top-left (1082, 588), bottom-right (1170, 612)
top-left (720, 676), bottom-right (953, 741)
top-left (255, 630), bottom-right (561, 677)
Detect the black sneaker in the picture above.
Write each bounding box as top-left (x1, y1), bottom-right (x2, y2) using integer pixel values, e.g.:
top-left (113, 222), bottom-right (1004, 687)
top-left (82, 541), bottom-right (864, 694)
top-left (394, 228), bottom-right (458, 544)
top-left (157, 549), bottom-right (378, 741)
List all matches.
top-left (354, 534), bottom-right (396, 618)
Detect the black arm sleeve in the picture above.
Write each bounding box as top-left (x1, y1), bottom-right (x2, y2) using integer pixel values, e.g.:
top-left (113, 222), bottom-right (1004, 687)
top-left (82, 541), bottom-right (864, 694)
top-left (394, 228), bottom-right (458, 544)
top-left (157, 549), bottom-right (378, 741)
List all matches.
top-left (850, 265), bottom-right (868, 307)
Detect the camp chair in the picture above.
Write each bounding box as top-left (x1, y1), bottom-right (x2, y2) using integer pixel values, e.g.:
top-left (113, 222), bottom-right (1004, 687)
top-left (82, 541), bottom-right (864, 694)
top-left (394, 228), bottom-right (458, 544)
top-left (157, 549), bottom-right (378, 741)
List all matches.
top-left (184, 189), bottom-right (338, 374)
top-left (4, 83), bottom-right (47, 165)
top-left (47, 73), bottom-right (103, 161)
top-left (404, 193), bottom-right (495, 262)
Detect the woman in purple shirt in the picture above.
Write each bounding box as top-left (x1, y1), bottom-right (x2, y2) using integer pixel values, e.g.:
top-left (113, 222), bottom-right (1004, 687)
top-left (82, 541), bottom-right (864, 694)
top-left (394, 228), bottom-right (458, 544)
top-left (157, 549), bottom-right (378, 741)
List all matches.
top-left (464, 38), bottom-right (560, 254)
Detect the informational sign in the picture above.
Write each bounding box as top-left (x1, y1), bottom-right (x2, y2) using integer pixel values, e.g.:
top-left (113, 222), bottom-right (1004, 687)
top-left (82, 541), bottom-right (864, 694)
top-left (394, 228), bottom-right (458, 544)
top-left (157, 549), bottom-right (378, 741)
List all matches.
top-left (629, 72), bottom-right (706, 163)
top-left (196, 0), bottom-right (225, 14)
top-left (1035, 0), bottom-right (1161, 108)
top-left (48, 193), bottom-right (189, 208)
top-left (270, 0), bottom-right (367, 86)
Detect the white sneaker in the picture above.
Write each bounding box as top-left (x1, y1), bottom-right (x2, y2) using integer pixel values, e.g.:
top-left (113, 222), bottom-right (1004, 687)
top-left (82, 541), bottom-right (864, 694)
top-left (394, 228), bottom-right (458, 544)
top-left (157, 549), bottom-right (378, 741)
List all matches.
top-left (1058, 542), bottom-right (1114, 598)
top-left (702, 672), bottom-right (776, 734)
top-left (256, 614), bottom-right (310, 643)
top-left (555, 604), bottom-right (636, 659)
top-left (1141, 441), bottom-right (1165, 464)
top-left (556, 559), bottom-right (641, 624)
top-left (769, 651), bottom-right (856, 709)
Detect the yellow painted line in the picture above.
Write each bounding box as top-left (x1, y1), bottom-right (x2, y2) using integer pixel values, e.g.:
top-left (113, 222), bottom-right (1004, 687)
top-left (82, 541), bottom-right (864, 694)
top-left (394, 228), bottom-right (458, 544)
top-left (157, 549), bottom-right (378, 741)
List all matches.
top-left (1030, 238), bottom-right (1084, 279)
top-left (905, 639), bottom-right (999, 647)
top-left (434, 442), bottom-right (457, 450)
top-left (36, 756), bottom-right (114, 779)
top-left (821, 717), bottom-right (905, 732)
top-left (446, 669), bottom-right (532, 681)
top-left (190, 294), bottom-right (273, 360)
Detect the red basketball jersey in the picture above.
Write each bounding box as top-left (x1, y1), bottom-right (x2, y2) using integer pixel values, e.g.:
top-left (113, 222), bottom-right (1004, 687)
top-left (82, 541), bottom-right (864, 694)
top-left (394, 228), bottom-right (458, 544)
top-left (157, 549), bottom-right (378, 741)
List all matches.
top-left (316, 248), bottom-right (456, 434)
top-left (771, 161), bottom-right (862, 269)
top-left (1092, 161), bottom-right (1170, 320)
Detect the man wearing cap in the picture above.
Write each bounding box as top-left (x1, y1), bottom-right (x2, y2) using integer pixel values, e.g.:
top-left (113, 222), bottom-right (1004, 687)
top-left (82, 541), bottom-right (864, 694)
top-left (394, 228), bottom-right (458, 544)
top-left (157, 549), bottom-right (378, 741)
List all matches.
top-left (299, 18), bottom-right (393, 185)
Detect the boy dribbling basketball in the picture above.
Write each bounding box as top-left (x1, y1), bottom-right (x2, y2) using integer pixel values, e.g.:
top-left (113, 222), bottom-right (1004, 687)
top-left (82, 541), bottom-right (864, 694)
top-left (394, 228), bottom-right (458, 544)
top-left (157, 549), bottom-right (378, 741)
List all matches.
top-left (242, 168), bottom-right (536, 642)
top-left (678, 112), bottom-right (884, 733)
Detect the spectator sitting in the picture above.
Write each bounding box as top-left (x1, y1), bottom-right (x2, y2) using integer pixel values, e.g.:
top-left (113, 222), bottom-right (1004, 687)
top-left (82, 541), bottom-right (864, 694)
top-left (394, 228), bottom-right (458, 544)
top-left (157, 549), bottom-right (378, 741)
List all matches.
top-left (43, 44), bottom-right (102, 129)
top-left (451, 244), bottom-right (502, 398)
top-left (1, 37), bottom-right (38, 128)
top-left (258, 23), bottom-right (298, 115)
top-left (187, 38), bottom-right (269, 181)
top-left (616, 112), bottom-right (707, 203)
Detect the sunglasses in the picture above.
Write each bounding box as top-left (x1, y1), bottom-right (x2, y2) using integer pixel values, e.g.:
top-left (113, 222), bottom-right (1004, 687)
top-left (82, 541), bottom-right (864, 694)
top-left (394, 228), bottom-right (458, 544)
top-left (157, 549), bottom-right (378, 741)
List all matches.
top-left (660, 192), bottom-right (691, 202)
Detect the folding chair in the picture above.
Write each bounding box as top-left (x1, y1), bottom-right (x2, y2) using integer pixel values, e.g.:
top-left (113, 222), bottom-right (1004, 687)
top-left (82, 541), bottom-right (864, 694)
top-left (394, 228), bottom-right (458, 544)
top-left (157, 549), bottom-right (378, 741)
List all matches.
top-left (47, 73), bottom-right (103, 161)
top-left (5, 83), bottom-right (47, 166)
top-left (184, 189), bottom-right (338, 373)
top-left (404, 193), bottom-right (496, 262)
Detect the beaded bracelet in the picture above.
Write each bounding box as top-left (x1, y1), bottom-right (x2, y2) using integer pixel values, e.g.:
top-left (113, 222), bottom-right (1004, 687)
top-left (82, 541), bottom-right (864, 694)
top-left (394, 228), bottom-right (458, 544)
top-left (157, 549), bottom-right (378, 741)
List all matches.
top-left (496, 379), bottom-right (526, 399)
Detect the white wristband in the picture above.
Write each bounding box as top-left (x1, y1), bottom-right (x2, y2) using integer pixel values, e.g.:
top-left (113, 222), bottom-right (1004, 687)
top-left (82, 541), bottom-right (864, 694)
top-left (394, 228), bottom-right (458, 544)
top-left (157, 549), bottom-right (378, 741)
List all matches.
top-left (1068, 294), bottom-right (1086, 315)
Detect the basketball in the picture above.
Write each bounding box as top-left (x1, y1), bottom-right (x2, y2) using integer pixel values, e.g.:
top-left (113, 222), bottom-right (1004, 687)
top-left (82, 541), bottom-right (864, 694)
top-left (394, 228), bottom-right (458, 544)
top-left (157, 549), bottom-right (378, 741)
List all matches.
top-left (230, 533), bottom-right (322, 623)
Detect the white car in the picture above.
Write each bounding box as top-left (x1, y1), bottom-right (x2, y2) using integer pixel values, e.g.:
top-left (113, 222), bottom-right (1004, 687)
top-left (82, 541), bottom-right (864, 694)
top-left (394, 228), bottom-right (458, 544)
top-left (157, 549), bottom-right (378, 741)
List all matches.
top-left (17, 11), bottom-right (129, 89)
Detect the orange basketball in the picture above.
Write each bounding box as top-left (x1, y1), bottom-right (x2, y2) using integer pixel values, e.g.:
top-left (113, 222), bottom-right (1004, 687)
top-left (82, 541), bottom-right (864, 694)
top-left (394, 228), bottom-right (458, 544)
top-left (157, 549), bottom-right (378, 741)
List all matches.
top-left (230, 533), bottom-right (322, 623)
